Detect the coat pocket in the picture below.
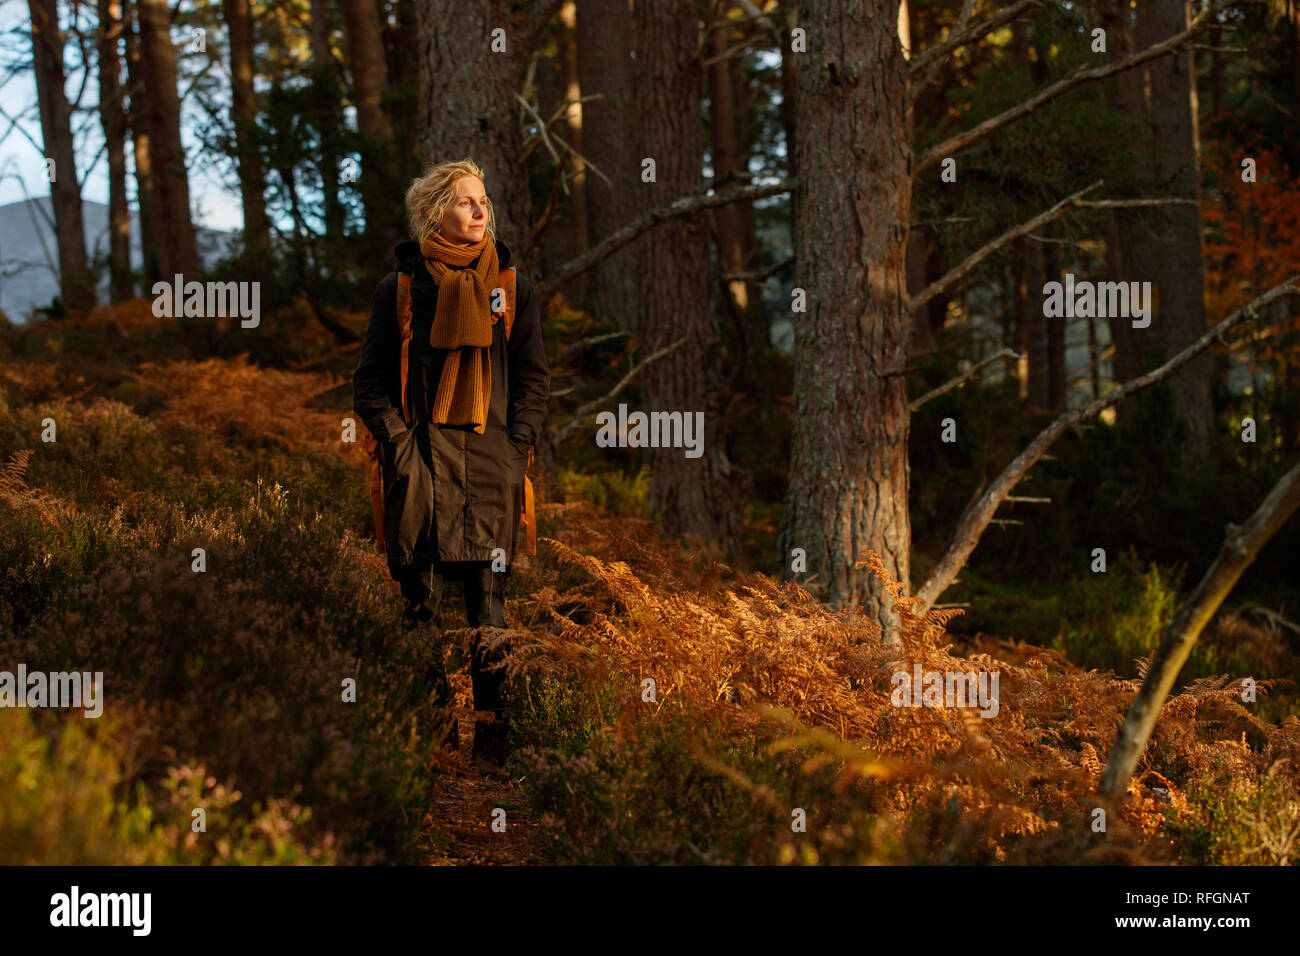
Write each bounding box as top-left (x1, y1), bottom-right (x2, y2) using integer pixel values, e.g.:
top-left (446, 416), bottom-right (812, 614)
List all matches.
top-left (381, 425), bottom-right (435, 567)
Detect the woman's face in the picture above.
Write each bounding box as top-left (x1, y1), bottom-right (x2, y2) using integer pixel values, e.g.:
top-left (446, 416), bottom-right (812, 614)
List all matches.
top-left (437, 176), bottom-right (489, 245)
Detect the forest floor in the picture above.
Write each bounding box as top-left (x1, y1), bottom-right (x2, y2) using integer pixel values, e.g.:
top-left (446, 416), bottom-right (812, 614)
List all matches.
top-left (421, 673), bottom-right (544, 866)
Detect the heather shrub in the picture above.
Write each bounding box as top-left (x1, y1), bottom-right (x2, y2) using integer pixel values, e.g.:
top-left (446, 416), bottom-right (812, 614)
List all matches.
top-left (1166, 764), bottom-right (1300, 865)
top-left (1, 470), bottom-right (443, 862)
top-left (0, 708), bottom-right (335, 865)
top-left (517, 712), bottom-right (807, 865)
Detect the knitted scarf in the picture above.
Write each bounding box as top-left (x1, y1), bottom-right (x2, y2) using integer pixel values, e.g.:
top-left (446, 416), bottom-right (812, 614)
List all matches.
top-left (419, 231), bottom-right (500, 434)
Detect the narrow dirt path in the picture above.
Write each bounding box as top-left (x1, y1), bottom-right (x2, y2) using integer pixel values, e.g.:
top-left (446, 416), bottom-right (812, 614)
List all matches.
top-left (421, 674), bottom-right (545, 865)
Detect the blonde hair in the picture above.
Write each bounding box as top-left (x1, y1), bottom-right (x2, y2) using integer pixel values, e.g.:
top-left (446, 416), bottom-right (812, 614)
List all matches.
top-left (404, 158), bottom-right (496, 244)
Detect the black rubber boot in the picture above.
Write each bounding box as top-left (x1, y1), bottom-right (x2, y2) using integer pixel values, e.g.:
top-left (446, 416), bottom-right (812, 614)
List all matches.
top-left (465, 564), bottom-right (512, 777)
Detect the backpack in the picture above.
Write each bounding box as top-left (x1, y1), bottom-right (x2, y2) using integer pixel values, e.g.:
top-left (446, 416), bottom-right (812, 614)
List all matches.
top-left (363, 266), bottom-right (536, 559)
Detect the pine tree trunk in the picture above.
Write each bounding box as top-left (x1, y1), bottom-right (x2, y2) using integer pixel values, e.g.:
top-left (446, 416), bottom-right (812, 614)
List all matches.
top-left (575, 0), bottom-right (638, 330)
top-left (138, 0), bottom-right (199, 281)
top-left (226, 0), bottom-right (271, 255)
top-left (558, 1), bottom-right (589, 302)
top-left (632, 0), bottom-right (747, 558)
top-left (1139, 0), bottom-right (1213, 461)
top-left (125, 0), bottom-right (159, 291)
top-left (343, 0), bottom-right (398, 247)
top-left (416, 0), bottom-right (533, 247)
top-left (779, 0), bottom-right (912, 620)
top-left (97, 0), bottom-right (132, 303)
top-left (29, 0), bottom-right (94, 310)
top-left (709, 21), bottom-right (753, 338)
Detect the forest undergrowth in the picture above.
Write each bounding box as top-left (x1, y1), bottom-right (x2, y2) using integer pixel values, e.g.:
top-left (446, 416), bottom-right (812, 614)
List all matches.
top-left (1, 302), bottom-right (1297, 865)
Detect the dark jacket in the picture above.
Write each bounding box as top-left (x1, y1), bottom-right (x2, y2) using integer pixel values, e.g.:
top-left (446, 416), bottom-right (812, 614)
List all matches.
top-left (353, 237), bottom-right (549, 574)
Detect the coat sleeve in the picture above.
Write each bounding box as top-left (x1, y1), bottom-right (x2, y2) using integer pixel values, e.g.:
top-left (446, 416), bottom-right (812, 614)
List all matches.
top-left (506, 272), bottom-right (550, 446)
top-left (352, 272), bottom-right (409, 442)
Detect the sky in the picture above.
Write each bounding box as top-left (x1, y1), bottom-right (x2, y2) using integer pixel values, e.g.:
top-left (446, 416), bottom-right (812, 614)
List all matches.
top-left (0, 0), bottom-right (240, 232)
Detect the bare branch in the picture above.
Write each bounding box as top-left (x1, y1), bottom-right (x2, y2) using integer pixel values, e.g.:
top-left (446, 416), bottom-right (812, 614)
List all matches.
top-left (909, 182), bottom-right (1200, 312)
top-left (552, 330), bottom-right (630, 368)
top-left (553, 337), bottom-right (687, 445)
top-left (732, 0), bottom-right (783, 43)
top-left (914, 0), bottom-right (1223, 175)
top-left (722, 255), bottom-right (793, 283)
top-left (1099, 457), bottom-right (1300, 802)
top-left (915, 275), bottom-right (1300, 612)
top-left (538, 180), bottom-right (792, 300)
top-left (909, 0), bottom-right (1037, 83)
top-left (910, 348), bottom-right (1020, 412)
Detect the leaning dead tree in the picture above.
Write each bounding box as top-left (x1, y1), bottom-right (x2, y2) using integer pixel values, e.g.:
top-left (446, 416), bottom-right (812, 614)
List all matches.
top-left (914, 275), bottom-right (1300, 613)
top-left (1098, 458), bottom-right (1300, 802)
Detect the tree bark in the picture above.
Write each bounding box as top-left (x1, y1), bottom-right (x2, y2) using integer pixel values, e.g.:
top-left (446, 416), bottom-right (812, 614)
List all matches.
top-left (1099, 459), bottom-right (1300, 802)
top-left (631, 0), bottom-right (747, 558)
top-left (416, 0), bottom-right (537, 247)
top-left (779, 0), bottom-right (912, 620)
top-left (779, 2), bottom-right (799, 231)
top-left (1137, 0), bottom-right (1214, 461)
top-left (97, 0), bottom-right (132, 303)
top-left (343, 0), bottom-right (398, 245)
top-left (575, 0), bottom-right (638, 330)
top-left (29, 0), bottom-right (94, 310)
top-left (125, 0), bottom-right (159, 291)
top-left (138, 0), bottom-right (199, 281)
top-left (226, 0), bottom-right (271, 254)
top-left (558, 1), bottom-right (589, 301)
top-left (709, 17), bottom-right (754, 338)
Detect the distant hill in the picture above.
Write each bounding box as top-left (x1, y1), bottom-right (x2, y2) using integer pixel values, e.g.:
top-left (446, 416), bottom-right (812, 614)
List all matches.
top-left (0, 196), bottom-right (235, 323)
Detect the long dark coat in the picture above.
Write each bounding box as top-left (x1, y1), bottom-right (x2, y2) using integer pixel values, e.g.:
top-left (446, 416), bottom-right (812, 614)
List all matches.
top-left (353, 238), bottom-right (549, 576)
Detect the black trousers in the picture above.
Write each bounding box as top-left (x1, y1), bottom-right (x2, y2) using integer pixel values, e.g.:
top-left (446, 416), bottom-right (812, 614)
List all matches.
top-left (398, 561), bottom-right (510, 715)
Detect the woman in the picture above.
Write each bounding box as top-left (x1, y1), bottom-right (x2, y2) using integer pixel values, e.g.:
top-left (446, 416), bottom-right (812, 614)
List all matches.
top-left (353, 158), bottom-right (550, 777)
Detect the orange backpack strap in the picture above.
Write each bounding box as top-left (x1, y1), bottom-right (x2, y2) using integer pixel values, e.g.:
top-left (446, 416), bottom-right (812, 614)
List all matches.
top-left (396, 272), bottom-right (414, 423)
top-left (521, 449), bottom-right (536, 556)
top-left (500, 268), bottom-right (518, 341)
top-left (364, 431), bottom-right (385, 553)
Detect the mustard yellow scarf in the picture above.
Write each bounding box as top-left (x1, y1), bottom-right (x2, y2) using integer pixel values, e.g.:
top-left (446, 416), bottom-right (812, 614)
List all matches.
top-left (419, 231), bottom-right (500, 434)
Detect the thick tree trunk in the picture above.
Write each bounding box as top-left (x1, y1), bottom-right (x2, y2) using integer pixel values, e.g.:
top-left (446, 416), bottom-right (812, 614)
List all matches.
top-left (731, 47), bottom-right (761, 348)
top-left (1139, 0), bottom-right (1213, 461)
top-left (310, 0), bottom-right (347, 240)
top-left (632, 0), bottom-right (747, 558)
top-left (97, 0), bottom-right (132, 303)
top-left (125, 0), bottom-right (159, 291)
top-left (1109, 0), bottom-right (1213, 454)
top-left (779, 0), bottom-right (912, 620)
top-left (29, 0), bottom-right (94, 310)
top-left (558, 1), bottom-right (589, 301)
top-left (226, 0), bottom-right (271, 254)
top-left (138, 0), bottom-right (199, 281)
top-left (709, 19), bottom-right (754, 337)
top-left (1100, 0), bottom-right (1141, 417)
top-left (416, 0), bottom-right (532, 247)
top-left (575, 0), bottom-right (638, 330)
